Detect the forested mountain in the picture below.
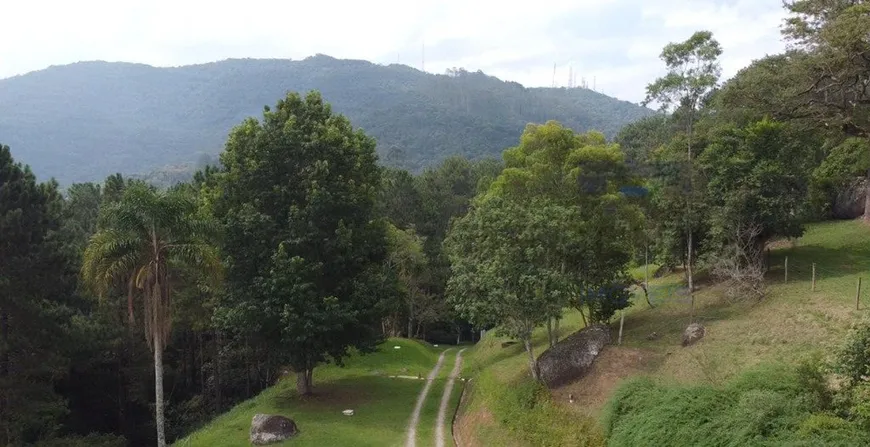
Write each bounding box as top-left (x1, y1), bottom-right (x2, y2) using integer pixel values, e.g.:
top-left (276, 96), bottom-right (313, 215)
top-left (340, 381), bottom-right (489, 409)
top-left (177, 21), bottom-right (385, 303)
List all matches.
top-left (0, 55), bottom-right (652, 184)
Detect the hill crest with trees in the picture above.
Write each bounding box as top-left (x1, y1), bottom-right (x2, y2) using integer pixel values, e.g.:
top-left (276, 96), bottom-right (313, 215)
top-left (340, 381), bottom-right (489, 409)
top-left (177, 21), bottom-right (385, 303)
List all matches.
top-left (0, 55), bottom-right (654, 185)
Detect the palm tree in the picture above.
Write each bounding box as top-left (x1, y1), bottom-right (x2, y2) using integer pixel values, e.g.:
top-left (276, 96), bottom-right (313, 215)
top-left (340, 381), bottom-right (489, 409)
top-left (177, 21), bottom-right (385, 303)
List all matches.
top-left (81, 182), bottom-right (220, 447)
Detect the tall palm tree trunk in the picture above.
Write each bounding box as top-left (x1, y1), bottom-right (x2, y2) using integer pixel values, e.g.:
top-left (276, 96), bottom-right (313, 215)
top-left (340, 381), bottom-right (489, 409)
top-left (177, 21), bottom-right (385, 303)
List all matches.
top-left (154, 330), bottom-right (166, 447)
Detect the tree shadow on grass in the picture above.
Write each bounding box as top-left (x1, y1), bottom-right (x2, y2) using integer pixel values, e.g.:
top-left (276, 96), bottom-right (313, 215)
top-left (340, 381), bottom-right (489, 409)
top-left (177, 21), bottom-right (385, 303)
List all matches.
top-left (268, 376), bottom-right (418, 411)
top-left (768, 244), bottom-right (870, 283)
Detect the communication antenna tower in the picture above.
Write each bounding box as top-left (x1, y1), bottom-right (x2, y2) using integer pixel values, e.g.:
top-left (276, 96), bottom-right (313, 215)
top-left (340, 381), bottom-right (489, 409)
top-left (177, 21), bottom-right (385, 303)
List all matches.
top-left (552, 63), bottom-right (557, 87)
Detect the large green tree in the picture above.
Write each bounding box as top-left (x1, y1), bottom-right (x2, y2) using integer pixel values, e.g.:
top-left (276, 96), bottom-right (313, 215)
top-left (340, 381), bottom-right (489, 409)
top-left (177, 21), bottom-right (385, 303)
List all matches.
top-left (700, 119), bottom-right (815, 299)
top-left (784, 0), bottom-right (870, 219)
top-left (214, 91), bottom-right (389, 395)
top-left (488, 122), bottom-right (642, 328)
top-left (81, 183), bottom-right (221, 447)
top-left (0, 144), bottom-right (70, 444)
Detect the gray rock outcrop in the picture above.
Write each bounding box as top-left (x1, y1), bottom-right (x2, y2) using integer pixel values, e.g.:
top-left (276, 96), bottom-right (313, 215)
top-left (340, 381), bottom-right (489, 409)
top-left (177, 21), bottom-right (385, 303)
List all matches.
top-left (536, 324), bottom-right (611, 388)
top-left (682, 323), bottom-right (705, 347)
top-left (833, 178), bottom-right (867, 219)
top-left (250, 414), bottom-right (298, 445)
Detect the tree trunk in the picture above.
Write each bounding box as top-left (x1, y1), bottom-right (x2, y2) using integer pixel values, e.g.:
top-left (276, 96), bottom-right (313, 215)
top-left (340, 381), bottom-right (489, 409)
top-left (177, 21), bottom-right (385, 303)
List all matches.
top-left (296, 369), bottom-right (313, 395)
top-left (687, 110), bottom-right (696, 321)
top-left (864, 167), bottom-right (870, 221)
top-left (153, 331), bottom-right (166, 447)
top-left (0, 308), bottom-right (8, 444)
top-left (407, 306), bottom-right (414, 339)
top-left (554, 317), bottom-right (560, 343)
top-left (215, 330), bottom-right (222, 411)
top-left (688, 231), bottom-right (695, 322)
top-left (546, 318), bottom-right (554, 348)
top-left (523, 337), bottom-right (539, 381)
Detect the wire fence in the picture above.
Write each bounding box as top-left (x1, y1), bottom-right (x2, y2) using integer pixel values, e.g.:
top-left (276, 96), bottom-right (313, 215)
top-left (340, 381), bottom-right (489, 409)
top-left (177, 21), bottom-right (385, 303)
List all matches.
top-left (769, 253), bottom-right (867, 310)
top-left (631, 252), bottom-right (870, 310)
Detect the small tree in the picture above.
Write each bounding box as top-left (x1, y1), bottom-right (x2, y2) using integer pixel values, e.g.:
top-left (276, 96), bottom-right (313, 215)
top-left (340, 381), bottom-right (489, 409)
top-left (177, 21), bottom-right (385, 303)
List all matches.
top-left (643, 30), bottom-right (722, 319)
top-left (445, 196), bottom-right (564, 380)
top-left (384, 223), bottom-right (431, 338)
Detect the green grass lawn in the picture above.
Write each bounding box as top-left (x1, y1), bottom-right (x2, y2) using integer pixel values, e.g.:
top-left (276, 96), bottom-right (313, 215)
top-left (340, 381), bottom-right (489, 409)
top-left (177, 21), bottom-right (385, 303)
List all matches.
top-left (455, 219), bottom-right (870, 446)
top-left (175, 338), bottom-right (448, 447)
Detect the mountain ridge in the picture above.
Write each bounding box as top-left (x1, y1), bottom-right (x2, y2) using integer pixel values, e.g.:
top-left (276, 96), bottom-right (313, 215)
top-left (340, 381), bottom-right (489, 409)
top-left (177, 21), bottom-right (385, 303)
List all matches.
top-left (0, 55), bottom-right (654, 184)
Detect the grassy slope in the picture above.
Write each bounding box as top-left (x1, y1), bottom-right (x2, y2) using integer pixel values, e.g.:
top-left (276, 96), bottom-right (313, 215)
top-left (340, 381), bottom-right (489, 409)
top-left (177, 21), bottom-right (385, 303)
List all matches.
top-left (175, 338), bottom-right (448, 447)
top-left (456, 220), bottom-right (870, 446)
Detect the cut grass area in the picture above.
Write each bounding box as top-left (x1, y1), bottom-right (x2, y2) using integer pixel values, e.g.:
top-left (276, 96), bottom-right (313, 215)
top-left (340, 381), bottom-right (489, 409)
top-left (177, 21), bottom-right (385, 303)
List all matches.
top-left (456, 220), bottom-right (870, 445)
top-left (175, 338), bottom-right (447, 447)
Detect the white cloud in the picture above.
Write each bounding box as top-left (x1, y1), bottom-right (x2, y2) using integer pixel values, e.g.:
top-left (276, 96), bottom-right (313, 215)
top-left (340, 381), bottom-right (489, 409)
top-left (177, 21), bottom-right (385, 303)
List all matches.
top-left (0, 0), bottom-right (790, 102)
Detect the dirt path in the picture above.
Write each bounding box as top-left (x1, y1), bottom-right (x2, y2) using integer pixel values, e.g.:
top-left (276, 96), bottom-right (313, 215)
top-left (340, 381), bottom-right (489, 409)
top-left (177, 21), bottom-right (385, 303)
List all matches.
top-left (405, 349), bottom-right (449, 447)
top-left (435, 348), bottom-right (466, 447)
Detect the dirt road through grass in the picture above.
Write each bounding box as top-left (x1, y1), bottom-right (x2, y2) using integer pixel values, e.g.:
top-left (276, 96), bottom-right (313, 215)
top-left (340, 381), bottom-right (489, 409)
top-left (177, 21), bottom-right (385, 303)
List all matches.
top-left (435, 348), bottom-right (466, 447)
top-left (405, 349), bottom-right (449, 447)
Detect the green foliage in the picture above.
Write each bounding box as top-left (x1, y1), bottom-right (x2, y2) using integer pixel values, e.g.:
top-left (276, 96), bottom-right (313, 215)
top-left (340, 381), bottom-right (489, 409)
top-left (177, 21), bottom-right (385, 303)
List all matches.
top-left (832, 318), bottom-right (870, 388)
top-left (603, 365), bottom-right (870, 446)
top-left (80, 180), bottom-right (221, 445)
top-left (445, 195), bottom-right (563, 343)
top-left (701, 118), bottom-right (812, 244)
top-left (614, 114), bottom-right (676, 177)
top-left (213, 91), bottom-right (389, 393)
top-left (0, 57), bottom-right (653, 185)
top-left (810, 138), bottom-right (870, 218)
top-left (642, 30), bottom-right (722, 114)
top-left (0, 144), bottom-right (74, 444)
top-left (782, 1), bottom-right (870, 165)
top-left (486, 122), bottom-right (642, 323)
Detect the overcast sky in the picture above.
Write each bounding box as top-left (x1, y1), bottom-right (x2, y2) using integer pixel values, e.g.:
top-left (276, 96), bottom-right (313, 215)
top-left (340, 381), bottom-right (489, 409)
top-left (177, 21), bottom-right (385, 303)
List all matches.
top-left (0, 0), bottom-right (788, 103)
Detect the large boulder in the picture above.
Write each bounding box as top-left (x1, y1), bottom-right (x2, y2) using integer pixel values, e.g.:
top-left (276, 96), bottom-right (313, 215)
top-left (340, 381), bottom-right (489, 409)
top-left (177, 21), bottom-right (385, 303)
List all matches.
top-left (682, 323), bottom-right (705, 347)
top-left (833, 179), bottom-right (867, 219)
top-left (537, 324), bottom-right (611, 388)
top-left (250, 414), bottom-right (298, 445)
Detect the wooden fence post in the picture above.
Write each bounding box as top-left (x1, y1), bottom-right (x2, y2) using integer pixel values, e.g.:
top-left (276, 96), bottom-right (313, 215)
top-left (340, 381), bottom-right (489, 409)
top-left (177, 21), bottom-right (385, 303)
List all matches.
top-left (645, 245), bottom-right (649, 290)
top-left (857, 278), bottom-right (862, 311)
top-left (785, 256), bottom-right (789, 284)
top-left (812, 263), bottom-right (816, 292)
top-left (618, 309), bottom-right (625, 345)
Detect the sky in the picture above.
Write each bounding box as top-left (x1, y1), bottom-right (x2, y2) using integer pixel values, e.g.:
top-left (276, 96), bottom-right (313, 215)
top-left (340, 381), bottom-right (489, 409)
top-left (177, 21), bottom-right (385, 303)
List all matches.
top-left (0, 0), bottom-right (789, 103)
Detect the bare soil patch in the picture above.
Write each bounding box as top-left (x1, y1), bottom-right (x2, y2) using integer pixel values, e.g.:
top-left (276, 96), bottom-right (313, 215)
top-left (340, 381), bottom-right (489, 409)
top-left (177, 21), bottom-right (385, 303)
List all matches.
top-left (550, 346), bottom-right (657, 416)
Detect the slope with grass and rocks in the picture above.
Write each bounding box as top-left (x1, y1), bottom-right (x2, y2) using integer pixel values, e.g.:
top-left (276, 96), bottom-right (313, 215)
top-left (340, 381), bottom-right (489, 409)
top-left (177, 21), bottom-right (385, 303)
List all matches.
top-left (454, 219), bottom-right (870, 446)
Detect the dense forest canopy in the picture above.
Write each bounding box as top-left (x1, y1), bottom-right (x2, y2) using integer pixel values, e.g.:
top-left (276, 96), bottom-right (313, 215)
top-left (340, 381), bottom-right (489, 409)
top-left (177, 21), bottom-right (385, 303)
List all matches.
top-left (0, 55), bottom-right (653, 185)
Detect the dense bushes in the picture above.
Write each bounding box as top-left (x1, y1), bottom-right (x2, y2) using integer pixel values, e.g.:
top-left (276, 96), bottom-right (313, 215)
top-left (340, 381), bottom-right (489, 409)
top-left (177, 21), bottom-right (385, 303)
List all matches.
top-left (603, 363), bottom-right (870, 446)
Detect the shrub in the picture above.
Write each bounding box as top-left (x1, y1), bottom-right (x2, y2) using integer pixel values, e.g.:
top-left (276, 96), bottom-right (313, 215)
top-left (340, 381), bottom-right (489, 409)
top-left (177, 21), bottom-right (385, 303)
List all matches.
top-left (832, 318), bottom-right (870, 387)
top-left (603, 365), bottom-right (870, 447)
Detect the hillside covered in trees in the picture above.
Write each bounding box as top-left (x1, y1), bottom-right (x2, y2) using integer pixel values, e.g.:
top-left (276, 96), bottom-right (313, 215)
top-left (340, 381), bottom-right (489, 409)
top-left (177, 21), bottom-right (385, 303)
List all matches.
top-left (0, 55), bottom-right (653, 184)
